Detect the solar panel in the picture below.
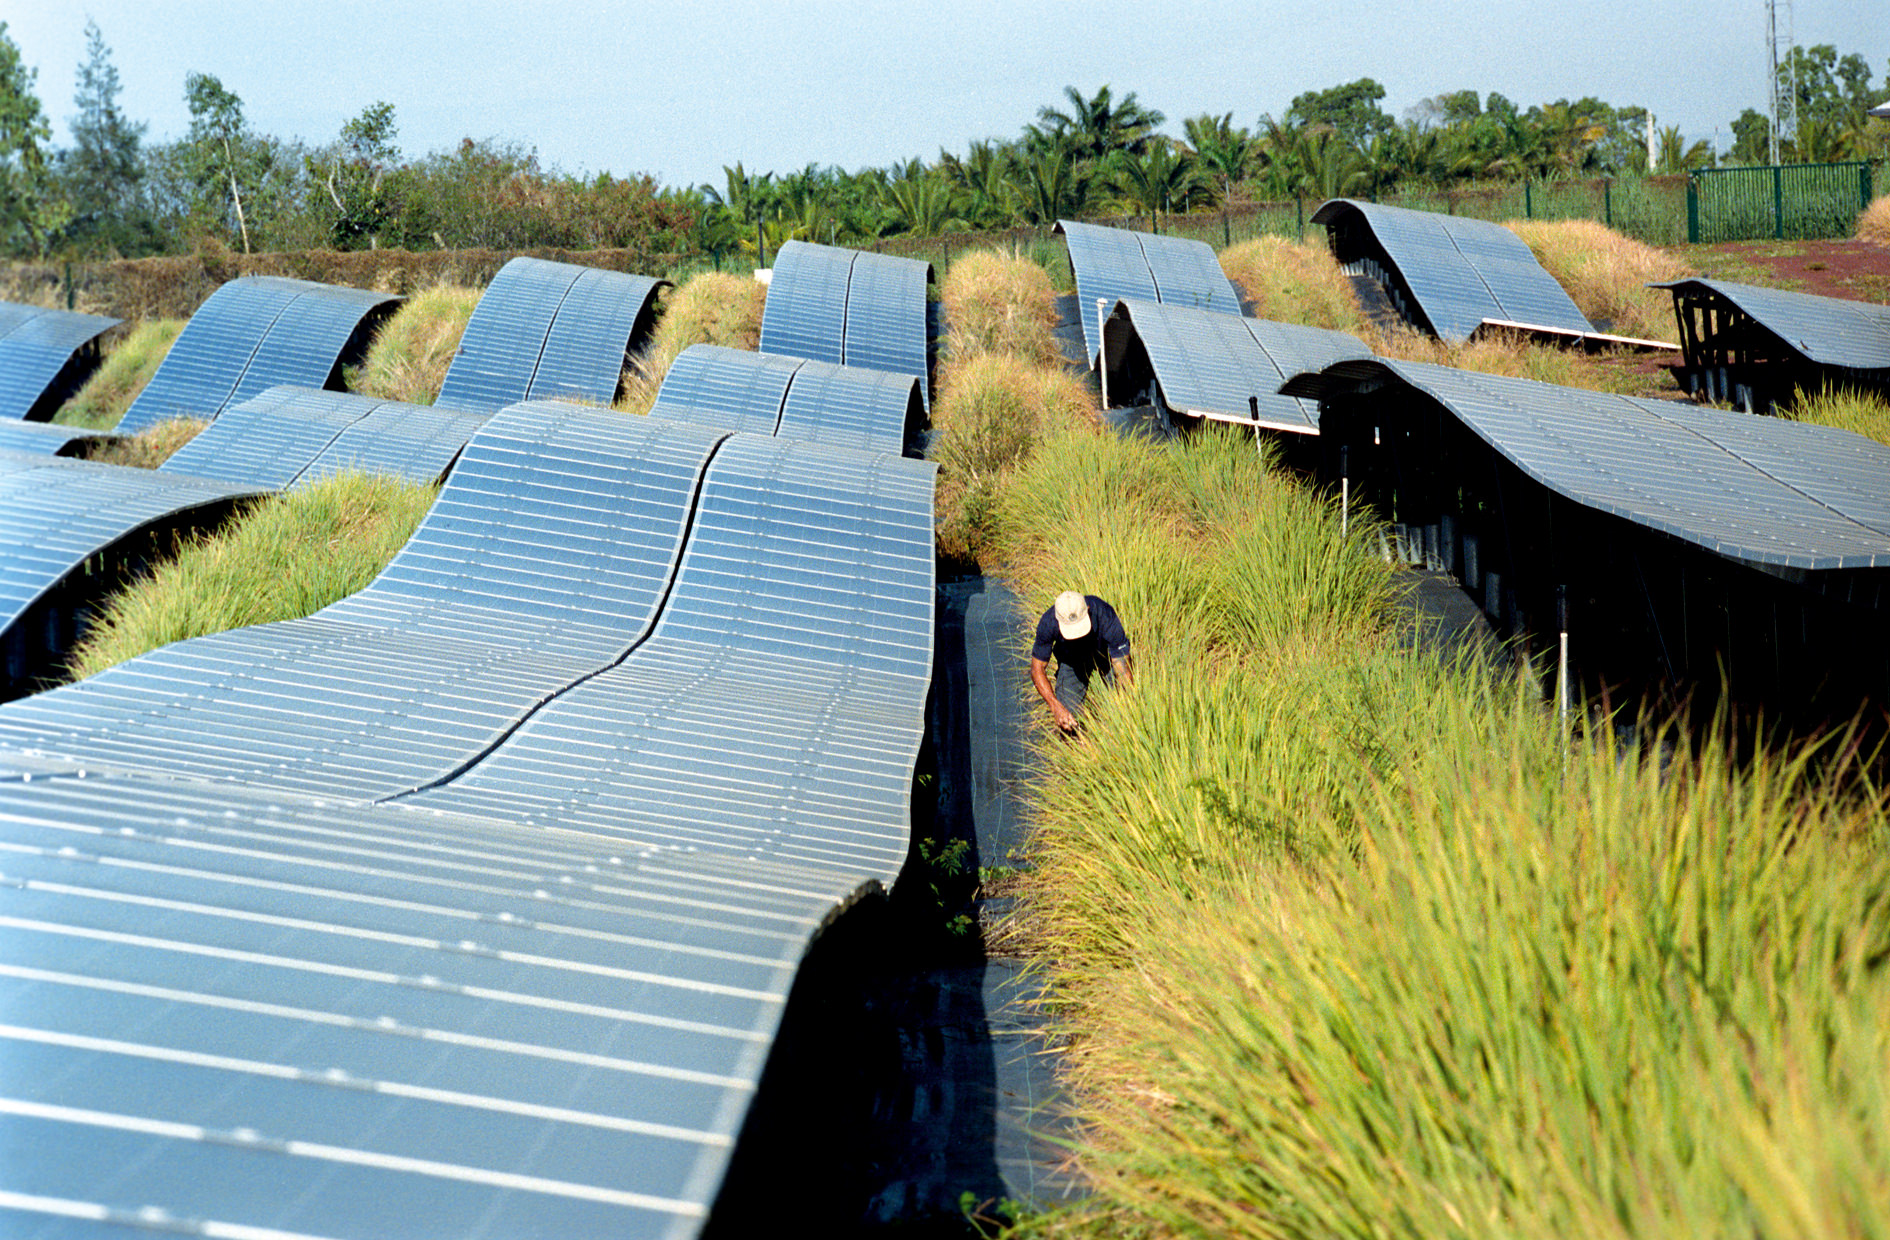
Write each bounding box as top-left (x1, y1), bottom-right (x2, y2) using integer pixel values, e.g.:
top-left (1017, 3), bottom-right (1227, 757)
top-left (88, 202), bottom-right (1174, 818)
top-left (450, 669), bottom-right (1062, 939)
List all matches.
top-left (648, 345), bottom-right (802, 435)
top-left (1057, 220), bottom-right (1160, 365)
top-left (0, 451), bottom-right (265, 695)
top-left (1104, 298), bottom-right (1373, 433)
top-left (841, 250), bottom-right (934, 410)
top-left (411, 434), bottom-right (937, 877)
top-left (1137, 231), bottom-right (1244, 314)
top-left (757, 240), bottom-right (851, 365)
top-left (436, 259), bottom-right (579, 413)
top-left (1650, 278), bottom-right (1890, 372)
top-left (525, 267), bottom-right (667, 405)
top-left (157, 386), bottom-right (487, 490)
top-left (1300, 358), bottom-right (1890, 571)
top-left (0, 769), bottom-right (866, 1239)
top-left (776, 357), bottom-right (921, 454)
top-left (1312, 200), bottom-right (1591, 343)
top-left (0, 302), bottom-right (121, 422)
top-left (0, 420), bottom-right (112, 457)
top-left (117, 279), bottom-right (398, 434)
top-left (0, 408), bottom-right (723, 797)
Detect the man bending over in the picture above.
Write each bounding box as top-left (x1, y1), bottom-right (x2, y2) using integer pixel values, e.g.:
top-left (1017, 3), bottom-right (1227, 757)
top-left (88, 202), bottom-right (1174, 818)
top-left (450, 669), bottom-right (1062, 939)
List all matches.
top-left (1030, 590), bottom-right (1133, 735)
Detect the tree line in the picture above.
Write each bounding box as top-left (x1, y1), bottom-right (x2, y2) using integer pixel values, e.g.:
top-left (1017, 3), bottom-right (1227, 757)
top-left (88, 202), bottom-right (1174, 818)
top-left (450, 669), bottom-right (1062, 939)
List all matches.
top-left (2, 19), bottom-right (1886, 264)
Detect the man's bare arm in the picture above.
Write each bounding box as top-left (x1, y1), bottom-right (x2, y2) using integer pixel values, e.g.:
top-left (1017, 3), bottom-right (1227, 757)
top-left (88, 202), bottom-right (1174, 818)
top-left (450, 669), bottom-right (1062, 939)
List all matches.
top-left (1112, 653), bottom-right (1134, 687)
top-left (1030, 656), bottom-right (1078, 733)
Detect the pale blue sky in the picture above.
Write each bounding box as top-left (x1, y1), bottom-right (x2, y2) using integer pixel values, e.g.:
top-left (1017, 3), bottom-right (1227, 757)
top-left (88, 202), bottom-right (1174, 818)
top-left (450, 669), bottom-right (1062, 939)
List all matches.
top-left (6, 0), bottom-right (1886, 190)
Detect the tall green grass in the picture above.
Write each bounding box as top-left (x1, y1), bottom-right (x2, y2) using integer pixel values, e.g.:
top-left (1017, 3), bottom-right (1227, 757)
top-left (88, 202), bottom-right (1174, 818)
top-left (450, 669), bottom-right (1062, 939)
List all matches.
top-left (54, 319), bottom-right (183, 430)
top-left (354, 284), bottom-right (479, 404)
top-left (981, 414), bottom-right (1890, 1240)
top-left (1787, 384), bottom-right (1890, 447)
top-left (65, 472), bottom-right (437, 681)
top-left (616, 271), bottom-right (766, 416)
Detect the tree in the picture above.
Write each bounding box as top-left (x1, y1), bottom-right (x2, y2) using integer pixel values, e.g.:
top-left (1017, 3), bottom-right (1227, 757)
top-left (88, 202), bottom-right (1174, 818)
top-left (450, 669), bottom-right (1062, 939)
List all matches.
top-left (309, 100), bottom-right (399, 247)
top-left (0, 21), bottom-right (69, 256)
top-left (1286, 79), bottom-right (1393, 149)
top-left (1729, 107), bottom-right (1771, 164)
top-left (184, 71), bottom-right (258, 251)
top-left (62, 20), bottom-right (150, 255)
top-left (1036, 84), bottom-right (1165, 164)
top-left (1107, 138), bottom-right (1206, 234)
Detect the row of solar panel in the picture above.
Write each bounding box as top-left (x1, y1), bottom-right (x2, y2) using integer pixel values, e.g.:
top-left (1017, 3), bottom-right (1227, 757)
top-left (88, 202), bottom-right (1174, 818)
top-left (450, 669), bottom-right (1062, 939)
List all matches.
top-left (0, 401), bottom-right (938, 1237)
top-left (0, 302), bottom-right (122, 423)
top-left (758, 240), bottom-right (935, 409)
top-left (1061, 216), bottom-right (1890, 582)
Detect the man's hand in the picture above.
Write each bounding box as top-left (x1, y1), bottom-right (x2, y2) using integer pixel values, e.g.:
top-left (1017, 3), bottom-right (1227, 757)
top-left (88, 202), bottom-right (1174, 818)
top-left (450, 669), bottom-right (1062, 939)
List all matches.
top-left (1051, 701), bottom-right (1078, 734)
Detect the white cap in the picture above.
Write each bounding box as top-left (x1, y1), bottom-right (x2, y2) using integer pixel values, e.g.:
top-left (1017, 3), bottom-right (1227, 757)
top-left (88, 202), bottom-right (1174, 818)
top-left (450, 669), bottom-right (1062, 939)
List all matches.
top-left (1054, 591), bottom-right (1092, 640)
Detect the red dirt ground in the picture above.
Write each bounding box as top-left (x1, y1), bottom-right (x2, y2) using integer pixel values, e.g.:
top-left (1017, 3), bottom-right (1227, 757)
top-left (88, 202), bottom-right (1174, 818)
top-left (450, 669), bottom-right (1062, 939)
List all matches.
top-left (1680, 237), bottom-right (1890, 304)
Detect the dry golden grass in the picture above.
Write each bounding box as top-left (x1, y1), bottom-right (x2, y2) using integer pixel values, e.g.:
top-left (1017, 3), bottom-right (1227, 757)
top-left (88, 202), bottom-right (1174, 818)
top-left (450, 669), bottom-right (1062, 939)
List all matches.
top-left (53, 319), bottom-right (184, 430)
top-left (1219, 235), bottom-right (1368, 334)
top-left (84, 418), bottom-right (206, 469)
top-left (939, 249), bottom-right (1063, 367)
top-left (931, 352), bottom-right (1096, 566)
top-left (616, 272), bottom-right (766, 417)
top-left (1857, 196), bottom-right (1890, 247)
top-left (354, 284), bottom-right (479, 404)
top-left (1505, 218), bottom-right (1691, 344)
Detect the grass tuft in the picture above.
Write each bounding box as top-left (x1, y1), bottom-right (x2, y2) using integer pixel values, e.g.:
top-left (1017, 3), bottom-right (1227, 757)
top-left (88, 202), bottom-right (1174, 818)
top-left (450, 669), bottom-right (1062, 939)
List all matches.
top-left (354, 284), bottom-right (480, 404)
top-left (53, 319), bottom-right (184, 430)
top-left (83, 418), bottom-right (206, 469)
top-left (940, 249), bottom-right (1064, 367)
top-left (1218, 235), bottom-right (1369, 334)
top-left (64, 471), bottom-right (437, 681)
top-left (1857, 195), bottom-right (1890, 247)
top-left (930, 354), bottom-right (1094, 567)
top-left (1505, 218), bottom-right (1692, 343)
top-left (617, 272), bottom-right (766, 417)
top-left (1784, 383), bottom-right (1890, 447)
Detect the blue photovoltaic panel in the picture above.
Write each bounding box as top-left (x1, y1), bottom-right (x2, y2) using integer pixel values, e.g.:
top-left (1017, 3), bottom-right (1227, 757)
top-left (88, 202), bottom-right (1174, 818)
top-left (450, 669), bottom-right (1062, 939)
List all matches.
top-left (1058, 219), bottom-right (1160, 365)
top-left (0, 408), bottom-right (722, 799)
top-left (1105, 298), bottom-right (1372, 433)
top-left (305, 401), bottom-right (488, 487)
top-left (0, 451), bottom-right (264, 673)
top-left (412, 434), bottom-right (937, 878)
top-left (648, 345), bottom-right (802, 435)
top-left (525, 267), bottom-right (666, 405)
top-left (0, 302), bottom-right (121, 421)
top-left (1300, 358), bottom-right (1890, 571)
top-left (157, 386), bottom-right (371, 489)
top-left (777, 358), bottom-right (920, 455)
top-left (117, 278), bottom-right (397, 433)
top-left (436, 259), bottom-right (578, 412)
top-left (1650, 278), bottom-right (1890, 372)
top-left (841, 250), bottom-right (933, 410)
top-left (0, 769), bottom-right (867, 1240)
top-left (1311, 200), bottom-right (1590, 342)
top-left (0, 421), bottom-right (112, 457)
top-left (158, 386), bottom-right (485, 490)
top-left (758, 240), bottom-right (852, 365)
top-left (1138, 231), bottom-right (1243, 314)
top-left (228, 283), bottom-right (396, 409)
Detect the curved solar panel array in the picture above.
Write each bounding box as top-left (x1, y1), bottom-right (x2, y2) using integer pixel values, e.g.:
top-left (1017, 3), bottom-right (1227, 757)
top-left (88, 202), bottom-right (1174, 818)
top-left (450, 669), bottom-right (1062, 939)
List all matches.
top-left (650, 344), bottom-right (921, 455)
top-left (0, 302), bottom-right (121, 422)
top-left (1056, 220), bottom-right (1243, 365)
top-left (1651, 277), bottom-right (1890, 371)
top-left (1293, 358), bottom-right (1890, 572)
top-left (0, 421), bottom-right (112, 457)
top-left (0, 403), bottom-right (936, 1236)
top-left (1102, 297), bottom-right (1373, 434)
top-left (0, 451), bottom-right (265, 697)
top-left (117, 278), bottom-right (400, 434)
top-left (436, 258), bottom-right (667, 413)
top-left (758, 240), bottom-right (934, 409)
top-left (1311, 199), bottom-right (1592, 343)
top-left (158, 386), bottom-right (488, 489)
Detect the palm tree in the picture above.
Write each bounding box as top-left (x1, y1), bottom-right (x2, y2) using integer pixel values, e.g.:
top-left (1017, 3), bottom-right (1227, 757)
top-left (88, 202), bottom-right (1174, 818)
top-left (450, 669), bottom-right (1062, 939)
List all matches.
top-left (1036, 84), bottom-right (1165, 164)
top-left (1108, 138), bottom-right (1207, 233)
top-left (880, 169), bottom-right (963, 237)
top-left (1183, 112), bottom-right (1258, 243)
top-left (1011, 143), bottom-right (1090, 225)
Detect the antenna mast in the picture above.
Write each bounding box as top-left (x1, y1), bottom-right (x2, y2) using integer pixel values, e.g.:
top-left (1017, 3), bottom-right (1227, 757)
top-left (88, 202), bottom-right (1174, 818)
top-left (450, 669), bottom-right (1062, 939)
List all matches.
top-left (1767, 0), bottom-right (1797, 164)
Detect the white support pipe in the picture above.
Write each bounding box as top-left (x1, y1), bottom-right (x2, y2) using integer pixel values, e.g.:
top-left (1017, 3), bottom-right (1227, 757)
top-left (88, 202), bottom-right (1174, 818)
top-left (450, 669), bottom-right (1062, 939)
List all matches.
top-left (1096, 298), bottom-right (1110, 411)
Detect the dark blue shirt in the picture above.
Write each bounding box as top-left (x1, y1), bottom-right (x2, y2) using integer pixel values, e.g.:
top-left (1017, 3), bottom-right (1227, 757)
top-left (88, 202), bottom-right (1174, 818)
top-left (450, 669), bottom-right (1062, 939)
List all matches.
top-left (1032, 595), bottom-right (1131, 673)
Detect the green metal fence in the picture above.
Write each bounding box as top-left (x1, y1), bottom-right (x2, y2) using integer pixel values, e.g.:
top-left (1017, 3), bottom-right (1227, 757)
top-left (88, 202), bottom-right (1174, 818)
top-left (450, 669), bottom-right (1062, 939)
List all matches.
top-left (1686, 162), bottom-right (1876, 243)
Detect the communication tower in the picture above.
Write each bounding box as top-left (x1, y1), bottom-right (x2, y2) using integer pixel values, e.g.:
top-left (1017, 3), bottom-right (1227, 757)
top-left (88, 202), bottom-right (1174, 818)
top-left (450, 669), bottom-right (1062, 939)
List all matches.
top-left (1767, 0), bottom-right (1797, 164)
